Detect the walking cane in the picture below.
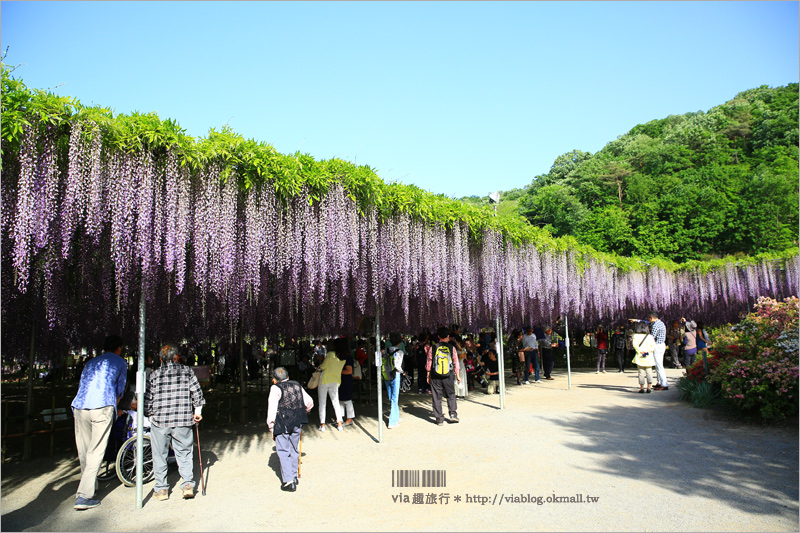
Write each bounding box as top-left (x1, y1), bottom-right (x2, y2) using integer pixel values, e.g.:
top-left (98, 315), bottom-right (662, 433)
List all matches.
top-left (297, 427), bottom-right (303, 479)
top-left (195, 422), bottom-right (207, 496)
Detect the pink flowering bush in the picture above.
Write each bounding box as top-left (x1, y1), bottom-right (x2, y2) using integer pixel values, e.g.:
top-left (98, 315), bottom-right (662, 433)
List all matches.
top-left (732, 296), bottom-right (799, 357)
top-left (709, 297), bottom-right (799, 420)
top-left (719, 357), bottom-right (799, 419)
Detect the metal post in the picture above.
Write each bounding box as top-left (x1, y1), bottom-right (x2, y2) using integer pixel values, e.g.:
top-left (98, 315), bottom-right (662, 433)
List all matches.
top-left (496, 316), bottom-right (505, 409)
top-left (376, 311), bottom-right (383, 444)
top-left (135, 285), bottom-right (146, 509)
top-left (239, 326), bottom-right (246, 424)
top-left (565, 315), bottom-right (572, 391)
top-left (49, 395), bottom-right (55, 457)
top-left (23, 326), bottom-right (35, 461)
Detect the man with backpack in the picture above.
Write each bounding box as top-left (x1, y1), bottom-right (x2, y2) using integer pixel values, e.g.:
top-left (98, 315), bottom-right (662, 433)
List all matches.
top-left (425, 326), bottom-right (462, 426)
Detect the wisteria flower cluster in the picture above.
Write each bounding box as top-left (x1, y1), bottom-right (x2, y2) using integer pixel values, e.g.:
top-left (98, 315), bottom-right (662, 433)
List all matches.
top-left (1, 118), bottom-right (798, 361)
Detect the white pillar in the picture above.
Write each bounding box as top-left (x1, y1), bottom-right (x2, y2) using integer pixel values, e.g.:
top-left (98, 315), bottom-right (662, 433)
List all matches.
top-left (135, 285), bottom-right (146, 509)
top-left (376, 311), bottom-right (383, 444)
top-left (565, 316), bottom-right (572, 391)
top-left (496, 316), bottom-right (505, 409)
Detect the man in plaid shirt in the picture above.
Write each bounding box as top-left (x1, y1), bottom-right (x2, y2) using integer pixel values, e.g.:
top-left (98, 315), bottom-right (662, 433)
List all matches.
top-left (145, 344), bottom-right (206, 501)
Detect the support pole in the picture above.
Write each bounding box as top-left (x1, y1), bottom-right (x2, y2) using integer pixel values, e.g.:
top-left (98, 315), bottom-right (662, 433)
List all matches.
top-left (23, 326), bottom-right (35, 461)
top-left (239, 325), bottom-right (246, 424)
top-left (376, 310), bottom-right (383, 444)
top-left (496, 316), bottom-right (505, 409)
top-left (565, 315), bottom-right (572, 391)
top-left (135, 285), bottom-right (146, 509)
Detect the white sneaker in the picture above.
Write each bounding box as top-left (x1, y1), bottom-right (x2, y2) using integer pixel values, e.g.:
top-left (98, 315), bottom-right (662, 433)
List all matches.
top-left (602, 370), bottom-right (607, 374)
top-left (524, 381), bottom-right (530, 384)
top-left (596, 371), bottom-right (600, 374)
top-left (337, 424), bottom-right (343, 432)
top-left (534, 380), bottom-right (543, 384)
top-left (319, 425), bottom-right (326, 432)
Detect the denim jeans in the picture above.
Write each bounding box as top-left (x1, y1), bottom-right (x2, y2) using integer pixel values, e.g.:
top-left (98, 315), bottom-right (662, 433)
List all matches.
top-left (385, 373), bottom-right (401, 427)
top-left (524, 351), bottom-right (539, 381)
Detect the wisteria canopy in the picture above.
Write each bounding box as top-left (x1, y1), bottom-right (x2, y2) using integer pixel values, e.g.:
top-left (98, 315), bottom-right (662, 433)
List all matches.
top-left (1, 68), bottom-right (798, 361)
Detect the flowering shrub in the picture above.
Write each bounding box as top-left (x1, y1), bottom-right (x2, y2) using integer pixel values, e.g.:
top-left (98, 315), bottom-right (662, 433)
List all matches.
top-left (732, 297), bottom-right (799, 356)
top-left (706, 297), bottom-right (800, 420)
top-left (709, 324), bottom-right (738, 348)
top-left (684, 348), bottom-right (739, 382)
top-left (719, 357), bottom-right (799, 419)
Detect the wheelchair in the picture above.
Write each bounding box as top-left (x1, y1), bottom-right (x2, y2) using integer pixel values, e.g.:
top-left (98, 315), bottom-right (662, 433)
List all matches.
top-left (97, 410), bottom-right (173, 486)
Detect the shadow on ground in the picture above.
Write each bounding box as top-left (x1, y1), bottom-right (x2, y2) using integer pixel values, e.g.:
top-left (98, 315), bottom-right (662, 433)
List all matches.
top-left (550, 399), bottom-right (799, 516)
top-left (1, 467), bottom-right (78, 530)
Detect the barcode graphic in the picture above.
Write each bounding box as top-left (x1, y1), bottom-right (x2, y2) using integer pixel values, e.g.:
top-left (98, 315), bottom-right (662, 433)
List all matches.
top-left (392, 470), bottom-right (446, 487)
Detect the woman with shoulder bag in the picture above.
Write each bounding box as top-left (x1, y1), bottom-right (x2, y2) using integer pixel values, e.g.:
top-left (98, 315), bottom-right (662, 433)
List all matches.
top-left (631, 321), bottom-right (656, 394)
top-left (681, 318), bottom-right (698, 372)
top-left (318, 339), bottom-right (346, 432)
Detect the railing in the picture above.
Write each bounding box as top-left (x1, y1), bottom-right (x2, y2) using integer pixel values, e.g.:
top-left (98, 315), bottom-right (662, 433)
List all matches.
top-left (1, 394), bottom-right (76, 461)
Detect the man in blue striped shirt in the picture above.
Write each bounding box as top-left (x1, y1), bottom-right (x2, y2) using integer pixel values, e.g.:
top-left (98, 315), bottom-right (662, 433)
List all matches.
top-left (71, 335), bottom-right (128, 510)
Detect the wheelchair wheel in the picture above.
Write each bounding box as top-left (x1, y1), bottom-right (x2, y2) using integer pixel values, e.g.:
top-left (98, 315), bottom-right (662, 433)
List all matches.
top-left (115, 434), bottom-right (154, 487)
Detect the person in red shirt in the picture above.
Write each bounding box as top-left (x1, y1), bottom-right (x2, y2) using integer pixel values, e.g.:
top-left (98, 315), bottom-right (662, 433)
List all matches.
top-left (354, 340), bottom-right (368, 368)
top-left (595, 326), bottom-right (609, 374)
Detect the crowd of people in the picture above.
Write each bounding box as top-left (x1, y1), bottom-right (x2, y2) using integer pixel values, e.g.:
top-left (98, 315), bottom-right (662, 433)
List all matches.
top-left (70, 311), bottom-right (703, 501)
top-left (583, 312), bottom-right (708, 392)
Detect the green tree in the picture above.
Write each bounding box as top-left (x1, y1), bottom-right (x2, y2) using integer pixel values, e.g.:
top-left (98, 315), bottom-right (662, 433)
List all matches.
top-left (598, 161), bottom-right (633, 205)
top-left (576, 206), bottom-right (635, 255)
top-left (548, 149), bottom-right (593, 181)
top-left (733, 169), bottom-right (799, 252)
top-left (519, 184), bottom-right (588, 237)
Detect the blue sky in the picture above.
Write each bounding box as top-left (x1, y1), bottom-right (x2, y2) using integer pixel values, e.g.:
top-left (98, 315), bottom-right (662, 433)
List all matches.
top-left (2, 1), bottom-right (798, 198)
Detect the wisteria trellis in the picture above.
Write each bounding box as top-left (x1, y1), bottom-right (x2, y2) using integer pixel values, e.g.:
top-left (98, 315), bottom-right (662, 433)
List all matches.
top-left (2, 120), bottom-right (798, 361)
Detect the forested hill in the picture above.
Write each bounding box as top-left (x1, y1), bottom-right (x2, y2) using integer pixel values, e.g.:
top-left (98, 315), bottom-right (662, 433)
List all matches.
top-left (461, 84), bottom-right (799, 263)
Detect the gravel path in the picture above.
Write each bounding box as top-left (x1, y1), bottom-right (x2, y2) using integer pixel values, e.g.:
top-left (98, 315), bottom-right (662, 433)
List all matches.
top-left (2, 368), bottom-right (798, 532)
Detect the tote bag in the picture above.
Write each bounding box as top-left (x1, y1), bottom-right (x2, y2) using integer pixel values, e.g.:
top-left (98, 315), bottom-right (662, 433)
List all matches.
top-left (307, 369), bottom-right (322, 389)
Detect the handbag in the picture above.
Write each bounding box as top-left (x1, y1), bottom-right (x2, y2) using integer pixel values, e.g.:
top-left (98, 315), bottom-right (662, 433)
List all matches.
top-left (352, 360), bottom-right (363, 380)
top-left (400, 373), bottom-right (412, 392)
top-left (307, 369), bottom-right (322, 389)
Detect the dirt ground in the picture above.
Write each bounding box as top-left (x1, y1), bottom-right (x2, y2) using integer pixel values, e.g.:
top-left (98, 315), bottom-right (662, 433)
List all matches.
top-left (2, 367), bottom-right (798, 532)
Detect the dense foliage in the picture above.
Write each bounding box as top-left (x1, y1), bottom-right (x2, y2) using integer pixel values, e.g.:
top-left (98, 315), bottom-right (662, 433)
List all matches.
top-left (1, 64), bottom-right (797, 363)
top-left (683, 297), bottom-right (799, 420)
top-left (518, 85), bottom-right (799, 262)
